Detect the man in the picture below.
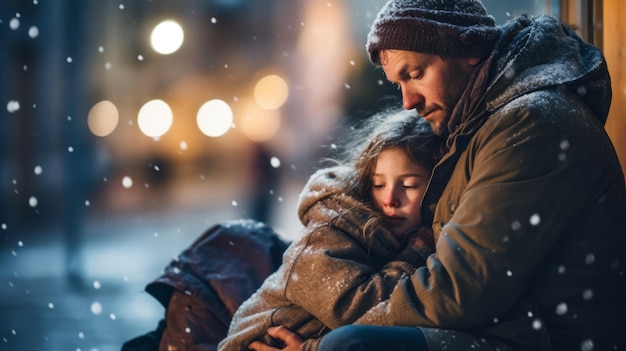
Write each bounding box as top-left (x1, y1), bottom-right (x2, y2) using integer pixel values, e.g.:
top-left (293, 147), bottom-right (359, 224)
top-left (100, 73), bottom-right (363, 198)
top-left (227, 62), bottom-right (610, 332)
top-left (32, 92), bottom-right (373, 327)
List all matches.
top-left (249, 0), bottom-right (626, 350)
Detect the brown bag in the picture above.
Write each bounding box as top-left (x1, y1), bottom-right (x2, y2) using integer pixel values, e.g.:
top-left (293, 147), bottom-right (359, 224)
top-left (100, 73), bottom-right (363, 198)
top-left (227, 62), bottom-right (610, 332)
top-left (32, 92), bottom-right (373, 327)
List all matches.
top-left (121, 220), bottom-right (289, 351)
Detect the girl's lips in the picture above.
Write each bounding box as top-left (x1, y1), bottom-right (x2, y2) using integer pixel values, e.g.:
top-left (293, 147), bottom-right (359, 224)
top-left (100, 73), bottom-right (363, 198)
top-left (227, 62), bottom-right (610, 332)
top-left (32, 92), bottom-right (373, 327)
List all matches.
top-left (385, 216), bottom-right (404, 222)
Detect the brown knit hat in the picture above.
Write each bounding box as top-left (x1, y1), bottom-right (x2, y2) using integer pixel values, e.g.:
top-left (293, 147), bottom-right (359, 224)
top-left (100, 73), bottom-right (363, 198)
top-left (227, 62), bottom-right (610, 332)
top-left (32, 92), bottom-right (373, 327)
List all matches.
top-left (366, 0), bottom-right (501, 65)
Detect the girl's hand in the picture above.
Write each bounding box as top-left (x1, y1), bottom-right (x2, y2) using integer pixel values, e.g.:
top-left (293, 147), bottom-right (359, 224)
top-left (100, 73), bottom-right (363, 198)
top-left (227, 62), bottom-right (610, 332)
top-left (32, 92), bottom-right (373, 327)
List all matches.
top-left (248, 326), bottom-right (303, 351)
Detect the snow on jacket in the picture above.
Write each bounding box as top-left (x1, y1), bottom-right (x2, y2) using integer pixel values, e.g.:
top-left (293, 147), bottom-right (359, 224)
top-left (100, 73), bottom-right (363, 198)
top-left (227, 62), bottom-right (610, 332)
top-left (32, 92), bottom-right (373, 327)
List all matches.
top-left (355, 15), bottom-right (626, 351)
top-left (218, 165), bottom-right (432, 351)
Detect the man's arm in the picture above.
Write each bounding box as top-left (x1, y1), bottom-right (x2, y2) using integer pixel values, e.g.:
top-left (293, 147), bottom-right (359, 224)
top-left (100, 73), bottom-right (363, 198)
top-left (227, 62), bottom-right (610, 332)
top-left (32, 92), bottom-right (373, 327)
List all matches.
top-left (359, 100), bottom-right (586, 329)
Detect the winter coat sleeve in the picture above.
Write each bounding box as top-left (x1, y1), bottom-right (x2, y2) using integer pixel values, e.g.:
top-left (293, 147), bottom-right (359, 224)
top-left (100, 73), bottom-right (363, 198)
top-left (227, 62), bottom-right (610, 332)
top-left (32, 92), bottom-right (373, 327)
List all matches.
top-left (277, 196), bottom-right (423, 331)
top-left (219, 166), bottom-right (429, 351)
top-left (277, 165), bottom-right (428, 330)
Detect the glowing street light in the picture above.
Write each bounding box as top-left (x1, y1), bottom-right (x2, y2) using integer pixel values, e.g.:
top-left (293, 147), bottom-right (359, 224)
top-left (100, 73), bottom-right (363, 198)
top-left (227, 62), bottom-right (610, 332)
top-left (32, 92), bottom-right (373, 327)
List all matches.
top-left (197, 99), bottom-right (233, 137)
top-left (150, 20), bottom-right (184, 55)
top-left (137, 99), bottom-right (173, 138)
top-left (87, 100), bottom-right (119, 137)
top-left (253, 74), bottom-right (289, 110)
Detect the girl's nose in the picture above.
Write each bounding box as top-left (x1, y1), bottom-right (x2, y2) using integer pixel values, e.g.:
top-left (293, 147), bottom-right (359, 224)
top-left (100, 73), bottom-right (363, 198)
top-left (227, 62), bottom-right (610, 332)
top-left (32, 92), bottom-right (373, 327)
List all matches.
top-left (383, 188), bottom-right (400, 207)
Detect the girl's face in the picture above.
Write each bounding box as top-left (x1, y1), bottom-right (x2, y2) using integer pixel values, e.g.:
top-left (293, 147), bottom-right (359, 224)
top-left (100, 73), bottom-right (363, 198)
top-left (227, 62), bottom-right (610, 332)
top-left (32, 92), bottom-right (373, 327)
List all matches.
top-left (371, 147), bottom-right (431, 236)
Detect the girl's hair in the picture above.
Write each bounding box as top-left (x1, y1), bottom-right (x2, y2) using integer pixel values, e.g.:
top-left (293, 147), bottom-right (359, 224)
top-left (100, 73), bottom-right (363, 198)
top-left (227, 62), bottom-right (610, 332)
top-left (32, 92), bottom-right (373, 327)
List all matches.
top-left (332, 107), bottom-right (438, 238)
top-left (345, 108), bottom-right (436, 201)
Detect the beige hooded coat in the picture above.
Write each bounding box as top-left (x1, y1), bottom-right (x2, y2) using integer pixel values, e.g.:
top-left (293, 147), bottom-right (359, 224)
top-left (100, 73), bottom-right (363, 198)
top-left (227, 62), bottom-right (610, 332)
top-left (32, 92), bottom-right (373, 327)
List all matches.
top-left (218, 165), bottom-right (431, 351)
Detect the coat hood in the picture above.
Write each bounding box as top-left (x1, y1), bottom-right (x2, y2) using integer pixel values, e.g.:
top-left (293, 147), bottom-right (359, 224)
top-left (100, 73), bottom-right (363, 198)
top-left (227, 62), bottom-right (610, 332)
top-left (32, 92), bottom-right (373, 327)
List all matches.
top-left (485, 15), bottom-right (611, 123)
top-left (296, 165), bottom-right (424, 257)
top-left (297, 165), bottom-right (354, 226)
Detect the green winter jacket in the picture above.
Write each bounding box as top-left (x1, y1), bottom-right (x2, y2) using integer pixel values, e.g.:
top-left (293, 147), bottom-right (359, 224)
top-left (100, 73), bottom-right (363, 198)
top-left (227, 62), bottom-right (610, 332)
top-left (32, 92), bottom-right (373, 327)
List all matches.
top-left (218, 166), bottom-right (432, 351)
top-left (355, 15), bottom-right (626, 351)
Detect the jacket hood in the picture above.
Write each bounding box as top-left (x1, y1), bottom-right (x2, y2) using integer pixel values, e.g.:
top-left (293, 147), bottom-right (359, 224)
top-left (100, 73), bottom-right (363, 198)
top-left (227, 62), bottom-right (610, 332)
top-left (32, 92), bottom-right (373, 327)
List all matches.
top-left (296, 165), bottom-right (419, 257)
top-left (297, 165), bottom-right (353, 226)
top-left (485, 15), bottom-right (612, 123)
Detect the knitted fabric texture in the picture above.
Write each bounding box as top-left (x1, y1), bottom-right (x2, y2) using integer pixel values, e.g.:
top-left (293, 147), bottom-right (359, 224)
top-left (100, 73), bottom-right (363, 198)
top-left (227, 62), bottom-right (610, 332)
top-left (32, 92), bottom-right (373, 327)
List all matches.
top-left (366, 0), bottom-right (501, 64)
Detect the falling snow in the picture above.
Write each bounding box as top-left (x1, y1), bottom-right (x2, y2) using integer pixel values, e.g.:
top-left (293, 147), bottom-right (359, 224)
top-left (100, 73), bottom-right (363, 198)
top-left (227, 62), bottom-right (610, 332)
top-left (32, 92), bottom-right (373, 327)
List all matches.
top-left (532, 319), bottom-right (542, 330)
top-left (270, 157), bottom-right (281, 168)
top-left (122, 176), bottom-right (133, 188)
top-left (90, 302), bottom-right (103, 315)
top-left (9, 17), bottom-right (20, 30)
top-left (581, 339), bottom-right (594, 351)
top-left (555, 302), bottom-right (568, 316)
top-left (6, 100), bottom-right (20, 113)
top-left (511, 220), bottom-right (521, 230)
top-left (529, 214), bottom-right (541, 226)
top-left (28, 26), bottom-right (39, 38)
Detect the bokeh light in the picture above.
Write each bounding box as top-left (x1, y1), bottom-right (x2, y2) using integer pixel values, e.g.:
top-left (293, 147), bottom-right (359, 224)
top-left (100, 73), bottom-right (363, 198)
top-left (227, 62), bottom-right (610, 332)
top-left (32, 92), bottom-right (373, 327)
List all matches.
top-left (150, 20), bottom-right (184, 55)
top-left (137, 99), bottom-right (173, 137)
top-left (238, 101), bottom-right (281, 142)
top-left (87, 100), bottom-right (119, 137)
top-left (253, 74), bottom-right (289, 110)
top-left (196, 99), bottom-right (233, 137)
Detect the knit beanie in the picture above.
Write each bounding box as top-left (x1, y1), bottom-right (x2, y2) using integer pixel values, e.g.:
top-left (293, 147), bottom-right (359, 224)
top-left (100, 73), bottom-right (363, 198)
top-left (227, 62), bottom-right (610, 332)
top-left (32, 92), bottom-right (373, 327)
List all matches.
top-left (366, 0), bottom-right (501, 65)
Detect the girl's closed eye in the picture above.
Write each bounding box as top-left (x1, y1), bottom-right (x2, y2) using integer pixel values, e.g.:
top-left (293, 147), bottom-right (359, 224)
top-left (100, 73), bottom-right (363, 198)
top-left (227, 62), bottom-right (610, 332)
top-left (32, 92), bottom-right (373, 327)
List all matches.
top-left (403, 179), bottom-right (424, 189)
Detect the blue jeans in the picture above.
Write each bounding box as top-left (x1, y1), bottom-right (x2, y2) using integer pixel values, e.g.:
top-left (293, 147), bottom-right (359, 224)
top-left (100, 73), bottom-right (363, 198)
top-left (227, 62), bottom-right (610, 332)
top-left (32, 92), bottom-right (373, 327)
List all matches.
top-left (318, 325), bottom-right (428, 351)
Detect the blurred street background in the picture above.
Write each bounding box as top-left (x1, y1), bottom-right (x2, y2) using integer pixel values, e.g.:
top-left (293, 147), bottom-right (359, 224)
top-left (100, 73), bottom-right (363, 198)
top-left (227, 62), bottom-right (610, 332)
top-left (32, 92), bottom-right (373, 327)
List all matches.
top-left (3, 1), bottom-right (621, 350)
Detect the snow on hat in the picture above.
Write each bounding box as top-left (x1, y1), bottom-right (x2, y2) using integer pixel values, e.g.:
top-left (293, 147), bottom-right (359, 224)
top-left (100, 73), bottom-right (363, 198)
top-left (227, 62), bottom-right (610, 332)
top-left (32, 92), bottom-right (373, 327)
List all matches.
top-left (366, 0), bottom-right (501, 65)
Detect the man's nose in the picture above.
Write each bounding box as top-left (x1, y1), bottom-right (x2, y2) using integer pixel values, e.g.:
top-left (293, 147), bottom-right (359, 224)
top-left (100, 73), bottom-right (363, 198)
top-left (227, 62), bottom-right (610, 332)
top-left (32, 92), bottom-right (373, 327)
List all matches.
top-left (401, 85), bottom-right (423, 110)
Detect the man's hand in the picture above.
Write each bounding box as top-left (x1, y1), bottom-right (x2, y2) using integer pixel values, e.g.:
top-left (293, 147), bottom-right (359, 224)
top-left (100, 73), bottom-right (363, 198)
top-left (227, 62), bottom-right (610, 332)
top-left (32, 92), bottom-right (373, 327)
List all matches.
top-left (248, 326), bottom-right (303, 351)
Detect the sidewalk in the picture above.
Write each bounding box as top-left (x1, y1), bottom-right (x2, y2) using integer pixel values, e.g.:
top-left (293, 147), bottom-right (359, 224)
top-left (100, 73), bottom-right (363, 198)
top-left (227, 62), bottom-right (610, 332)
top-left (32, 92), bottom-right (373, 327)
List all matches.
top-left (0, 208), bottom-right (222, 351)
top-left (0, 178), bottom-right (304, 351)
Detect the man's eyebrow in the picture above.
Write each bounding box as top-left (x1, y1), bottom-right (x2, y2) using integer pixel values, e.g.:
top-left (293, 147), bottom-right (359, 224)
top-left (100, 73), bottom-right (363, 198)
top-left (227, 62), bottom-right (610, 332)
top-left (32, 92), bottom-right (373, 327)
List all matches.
top-left (384, 65), bottom-right (406, 83)
top-left (389, 63), bottom-right (418, 81)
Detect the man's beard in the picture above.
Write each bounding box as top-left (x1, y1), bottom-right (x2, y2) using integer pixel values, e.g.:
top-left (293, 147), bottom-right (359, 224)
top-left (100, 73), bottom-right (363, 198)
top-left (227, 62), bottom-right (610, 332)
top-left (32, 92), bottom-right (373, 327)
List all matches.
top-left (429, 70), bottom-right (473, 137)
top-left (419, 106), bottom-right (452, 137)
top-left (427, 115), bottom-right (450, 137)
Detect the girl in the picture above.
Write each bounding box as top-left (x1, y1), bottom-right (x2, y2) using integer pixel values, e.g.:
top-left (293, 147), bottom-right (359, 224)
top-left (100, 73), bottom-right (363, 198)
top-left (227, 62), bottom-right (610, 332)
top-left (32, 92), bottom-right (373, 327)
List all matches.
top-left (218, 108), bottom-right (438, 351)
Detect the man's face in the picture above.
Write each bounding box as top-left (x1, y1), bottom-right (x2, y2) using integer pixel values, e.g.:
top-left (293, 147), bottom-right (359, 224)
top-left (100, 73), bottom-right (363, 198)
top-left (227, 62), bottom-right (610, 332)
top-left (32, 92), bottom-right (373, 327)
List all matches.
top-left (380, 49), bottom-right (479, 136)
